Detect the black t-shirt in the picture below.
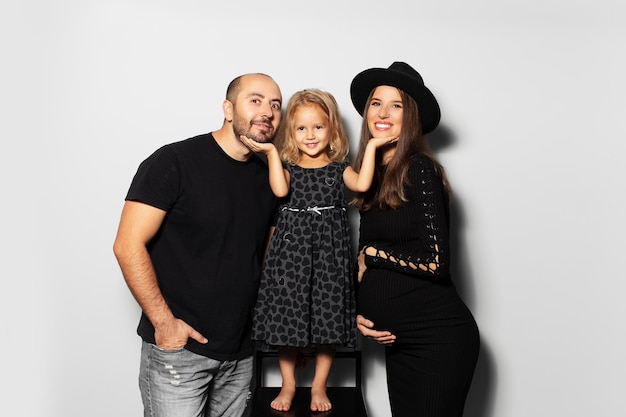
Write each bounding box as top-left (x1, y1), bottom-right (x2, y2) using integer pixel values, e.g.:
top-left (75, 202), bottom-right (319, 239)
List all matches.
top-left (126, 133), bottom-right (277, 360)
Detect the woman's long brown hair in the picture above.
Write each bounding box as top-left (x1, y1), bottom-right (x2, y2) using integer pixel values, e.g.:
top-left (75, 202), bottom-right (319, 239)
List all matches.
top-left (352, 88), bottom-right (451, 211)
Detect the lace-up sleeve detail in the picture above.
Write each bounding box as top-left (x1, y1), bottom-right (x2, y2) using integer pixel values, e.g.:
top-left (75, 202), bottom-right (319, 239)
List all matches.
top-left (362, 156), bottom-right (450, 278)
top-left (363, 244), bottom-right (441, 275)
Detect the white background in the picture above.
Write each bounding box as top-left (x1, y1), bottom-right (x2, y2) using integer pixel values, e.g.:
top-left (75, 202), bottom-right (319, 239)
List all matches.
top-left (1, 1), bottom-right (624, 416)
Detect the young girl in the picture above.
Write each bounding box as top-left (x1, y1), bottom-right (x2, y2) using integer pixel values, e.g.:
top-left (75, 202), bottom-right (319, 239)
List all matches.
top-left (241, 89), bottom-right (395, 413)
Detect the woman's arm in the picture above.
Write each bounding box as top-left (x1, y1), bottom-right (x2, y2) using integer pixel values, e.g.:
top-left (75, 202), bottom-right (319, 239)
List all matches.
top-left (361, 158), bottom-right (449, 278)
top-left (362, 243), bottom-right (442, 275)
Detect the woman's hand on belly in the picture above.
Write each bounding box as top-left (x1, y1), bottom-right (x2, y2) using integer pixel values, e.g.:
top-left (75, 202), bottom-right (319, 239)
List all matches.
top-left (356, 314), bottom-right (396, 345)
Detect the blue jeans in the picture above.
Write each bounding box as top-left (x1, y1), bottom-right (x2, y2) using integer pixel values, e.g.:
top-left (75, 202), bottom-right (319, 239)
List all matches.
top-left (139, 341), bottom-right (253, 417)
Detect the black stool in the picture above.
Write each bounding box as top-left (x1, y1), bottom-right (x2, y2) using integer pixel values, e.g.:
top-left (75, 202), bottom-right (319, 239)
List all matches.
top-left (249, 348), bottom-right (368, 417)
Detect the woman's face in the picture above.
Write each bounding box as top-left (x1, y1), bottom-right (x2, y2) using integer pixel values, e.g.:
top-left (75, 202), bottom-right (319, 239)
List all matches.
top-left (366, 85), bottom-right (403, 140)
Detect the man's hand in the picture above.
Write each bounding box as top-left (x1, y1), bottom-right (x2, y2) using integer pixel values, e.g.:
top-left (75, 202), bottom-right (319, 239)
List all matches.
top-left (356, 314), bottom-right (396, 345)
top-left (154, 317), bottom-right (208, 350)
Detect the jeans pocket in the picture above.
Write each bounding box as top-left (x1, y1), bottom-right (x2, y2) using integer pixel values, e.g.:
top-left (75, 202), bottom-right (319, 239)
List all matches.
top-left (151, 343), bottom-right (186, 354)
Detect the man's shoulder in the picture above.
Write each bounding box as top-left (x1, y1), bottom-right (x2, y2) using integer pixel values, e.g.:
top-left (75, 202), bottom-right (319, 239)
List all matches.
top-left (165, 133), bottom-right (213, 149)
top-left (152, 133), bottom-right (215, 159)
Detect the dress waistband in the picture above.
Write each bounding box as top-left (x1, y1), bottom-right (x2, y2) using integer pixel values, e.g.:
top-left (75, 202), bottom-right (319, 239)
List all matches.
top-left (281, 205), bottom-right (345, 215)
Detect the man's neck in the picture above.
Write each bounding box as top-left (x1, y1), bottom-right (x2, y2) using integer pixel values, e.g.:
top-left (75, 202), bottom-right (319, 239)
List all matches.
top-left (212, 126), bottom-right (253, 162)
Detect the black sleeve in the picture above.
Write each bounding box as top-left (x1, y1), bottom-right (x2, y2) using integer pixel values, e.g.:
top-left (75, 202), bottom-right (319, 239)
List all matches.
top-left (125, 144), bottom-right (181, 211)
top-left (363, 157), bottom-right (450, 278)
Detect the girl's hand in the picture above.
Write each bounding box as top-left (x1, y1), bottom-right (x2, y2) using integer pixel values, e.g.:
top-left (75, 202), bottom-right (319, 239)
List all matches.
top-left (367, 136), bottom-right (398, 149)
top-left (240, 135), bottom-right (276, 155)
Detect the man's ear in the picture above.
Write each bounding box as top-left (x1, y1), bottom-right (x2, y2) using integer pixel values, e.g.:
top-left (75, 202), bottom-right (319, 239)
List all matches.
top-left (223, 99), bottom-right (233, 122)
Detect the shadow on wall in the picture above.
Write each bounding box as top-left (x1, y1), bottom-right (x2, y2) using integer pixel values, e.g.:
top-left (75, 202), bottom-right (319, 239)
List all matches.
top-left (448, 197), bottom-right (497, 417)
top-left (432, 125), bottom-right (497, 417)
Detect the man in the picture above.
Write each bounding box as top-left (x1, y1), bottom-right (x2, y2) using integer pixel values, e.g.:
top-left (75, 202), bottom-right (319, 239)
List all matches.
top-left (113, 73), bottom-right (282, 417)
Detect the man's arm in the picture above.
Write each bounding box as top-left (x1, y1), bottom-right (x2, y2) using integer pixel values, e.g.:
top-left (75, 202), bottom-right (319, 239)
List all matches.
top-left (113, 201), bottom-right (207, 349)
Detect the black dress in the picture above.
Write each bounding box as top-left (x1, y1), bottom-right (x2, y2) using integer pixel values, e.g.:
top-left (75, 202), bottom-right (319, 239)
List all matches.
top-left (358, 155), bottom-right (479, 417)
top-left (253, 162), bottom-right (357, 347)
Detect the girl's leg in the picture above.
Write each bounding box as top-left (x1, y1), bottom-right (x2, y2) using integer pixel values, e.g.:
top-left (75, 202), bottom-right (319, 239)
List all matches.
top-left (271, 347), bottom-right (298, 411)
top-left (310, 345), bottom-right (335, 412)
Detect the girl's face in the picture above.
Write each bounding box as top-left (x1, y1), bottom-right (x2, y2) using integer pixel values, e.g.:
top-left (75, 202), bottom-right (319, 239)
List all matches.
top-left (293, 104), bottom-right (331, 162)
top-left (366, 85), bottom-right (403, 140)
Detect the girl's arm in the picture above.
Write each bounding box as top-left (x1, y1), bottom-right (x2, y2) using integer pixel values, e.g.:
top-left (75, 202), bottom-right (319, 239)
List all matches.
top-left (265, 149), bottom-right (290, 197)
top-left (240, 135), bottom-right (290, 197)
top-left (343, 136), bottom-right (397, 192)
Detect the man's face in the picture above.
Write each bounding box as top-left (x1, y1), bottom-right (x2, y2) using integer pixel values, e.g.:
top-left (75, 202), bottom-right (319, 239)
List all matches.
top-left (230, 75), bottom-right (282, 143)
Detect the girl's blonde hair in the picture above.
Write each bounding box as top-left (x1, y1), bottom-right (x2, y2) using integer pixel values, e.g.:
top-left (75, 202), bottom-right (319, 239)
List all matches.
top-left (275, 89), bottom-right (349, 165)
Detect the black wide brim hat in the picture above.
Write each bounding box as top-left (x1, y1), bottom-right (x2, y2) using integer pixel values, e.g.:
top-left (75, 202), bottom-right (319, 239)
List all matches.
top-left (350, 61), bottom-right (441, 134)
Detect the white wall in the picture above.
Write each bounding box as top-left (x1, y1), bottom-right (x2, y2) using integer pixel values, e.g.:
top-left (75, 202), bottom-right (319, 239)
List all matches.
top-left (2, 1), bottom-right (624, 416)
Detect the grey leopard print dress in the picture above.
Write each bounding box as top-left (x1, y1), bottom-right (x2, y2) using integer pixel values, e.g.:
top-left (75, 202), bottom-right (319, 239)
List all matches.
top-left (252, 162), bottom-right (357, 347)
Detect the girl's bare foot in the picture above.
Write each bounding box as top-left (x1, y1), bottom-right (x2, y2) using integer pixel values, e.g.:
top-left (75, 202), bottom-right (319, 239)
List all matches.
top-left (310, 388), bottom-right (332, 412)
top-left (271, 387), bottom-right (296, 411)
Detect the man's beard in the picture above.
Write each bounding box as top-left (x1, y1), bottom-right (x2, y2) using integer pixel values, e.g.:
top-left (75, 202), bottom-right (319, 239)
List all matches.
top-left (233, 115), bottom-right (274, 143)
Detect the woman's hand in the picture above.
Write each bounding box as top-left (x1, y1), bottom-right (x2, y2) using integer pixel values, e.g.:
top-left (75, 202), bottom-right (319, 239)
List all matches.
top-left (368, 135), bottom-right (398, 149)
top-left (356, 314), bottom-right (396, 345)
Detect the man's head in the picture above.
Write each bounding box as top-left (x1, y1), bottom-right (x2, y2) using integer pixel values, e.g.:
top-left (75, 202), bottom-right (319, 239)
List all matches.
top-left (223, 73), bottom-right (282, 143)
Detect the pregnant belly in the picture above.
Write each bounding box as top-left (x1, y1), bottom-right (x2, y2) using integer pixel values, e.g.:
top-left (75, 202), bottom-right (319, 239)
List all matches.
top-left (357, 271), bottom-right (409, 333)
top-left (358, 269), bottom-right (472, 342)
